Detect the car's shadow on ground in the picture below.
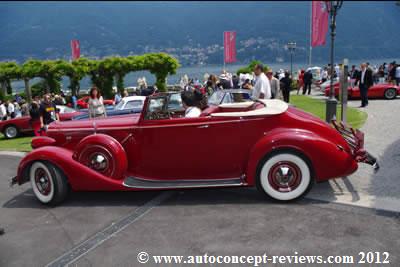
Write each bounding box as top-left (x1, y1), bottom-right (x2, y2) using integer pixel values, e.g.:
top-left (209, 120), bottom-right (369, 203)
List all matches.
top-left (370, 137), bottom-right (400, 199)
top-left (2, 186), bottom-right (339, 209)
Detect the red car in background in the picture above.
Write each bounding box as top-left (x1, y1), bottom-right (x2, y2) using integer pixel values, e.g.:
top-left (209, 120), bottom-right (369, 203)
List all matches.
top-left (68, 96), bottom-right (115, 109)
top-left (325, 83), bottom-right (400, 100)
top-left (11, 93), bottom-right (378, 205)
top-left (0, 106), bottom-right (83, 139)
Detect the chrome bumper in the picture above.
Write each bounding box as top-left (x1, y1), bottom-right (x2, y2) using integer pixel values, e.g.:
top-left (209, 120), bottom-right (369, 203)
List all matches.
top-left (332, 120), bottom-right (379, 172)
top-left (10, 176), bottom-right (18, 187)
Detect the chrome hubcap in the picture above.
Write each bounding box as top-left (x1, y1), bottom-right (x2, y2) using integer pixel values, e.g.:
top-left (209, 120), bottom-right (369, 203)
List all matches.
top-left (386, 90), bottom-right (395, 98)
top-left (89, 153), bottom-right (108, 172)
top-left (34, 168), bottom-right (51, 196)
top-left (268, 161), bottom-right (302, 192)
top-left (275, 166), bottom-right (294, 185)
top-left (6, 127), bottom-right (17, 138)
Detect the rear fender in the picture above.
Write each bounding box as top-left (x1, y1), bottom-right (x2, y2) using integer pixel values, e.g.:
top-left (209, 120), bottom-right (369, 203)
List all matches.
top-left (16, 146), bottom-right (127, 191)
top-left (245, 128), bottom-right (358, 185)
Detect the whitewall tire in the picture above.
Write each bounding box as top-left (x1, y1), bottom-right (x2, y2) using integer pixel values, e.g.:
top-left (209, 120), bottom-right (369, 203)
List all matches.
top-left (257, 152), bottom-right (313, 201)
top-left (29, 161), bottom-right (69, 205)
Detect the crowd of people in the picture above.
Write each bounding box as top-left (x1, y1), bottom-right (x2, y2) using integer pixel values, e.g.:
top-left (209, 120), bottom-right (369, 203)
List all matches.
top-left (178, 65), bottom-right (295, 104)
top-left (349, 61), bottom-right (400, 86)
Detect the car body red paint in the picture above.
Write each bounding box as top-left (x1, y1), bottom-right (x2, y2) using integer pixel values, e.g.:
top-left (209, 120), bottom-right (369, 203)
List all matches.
top-left (13, 94), bottom-right (377, 203)
top-left (325, 83), bottom-right (400, 99)
top-left (0, 110), bottom-right (83, 138)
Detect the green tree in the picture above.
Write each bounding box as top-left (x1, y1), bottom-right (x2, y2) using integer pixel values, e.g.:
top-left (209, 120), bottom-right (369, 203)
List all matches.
top-left (110, 57), bottom-right (131, 94)
top-left (87, 59), bottom-right (114, 98)
top-left (142, 53), bottom-right (180, 92)
top-left (236, 60), bottom-right (269, 75)
top-left (56, 58), bottom-right (90, 96)
top-left (38, 60), bottom-right (64, 94)
top-left (0, 62), bottom-right (21, 97)
top-left (21, 59), bottom-right (43, 103)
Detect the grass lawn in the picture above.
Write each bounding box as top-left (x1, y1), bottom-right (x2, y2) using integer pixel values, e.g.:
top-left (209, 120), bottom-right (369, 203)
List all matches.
top-left (0, 134), bottom-right (33, 152)
top-left (290, 95), bottom-right (367, 129)
top-left (0, 96), bottom-right (367, 152)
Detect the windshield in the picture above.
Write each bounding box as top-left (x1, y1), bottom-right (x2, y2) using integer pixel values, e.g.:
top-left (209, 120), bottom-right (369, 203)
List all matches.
top-left (168, 93), bottom-right (183, 110)
top-left (208, 91), bottom-right (225, 105)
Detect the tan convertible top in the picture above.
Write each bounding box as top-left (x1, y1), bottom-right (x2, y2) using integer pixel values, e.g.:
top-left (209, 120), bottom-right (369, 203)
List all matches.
top-left (211, 99), bottom-right (289, 117)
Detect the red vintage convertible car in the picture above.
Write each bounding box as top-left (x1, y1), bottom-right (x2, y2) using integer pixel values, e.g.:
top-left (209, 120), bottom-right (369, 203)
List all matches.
top-left (11, 93), bottom-right (378, 205)
top-left (0, 105), bottom-right (83, 139)
top-left (325, 83), bottom-right (400, 100)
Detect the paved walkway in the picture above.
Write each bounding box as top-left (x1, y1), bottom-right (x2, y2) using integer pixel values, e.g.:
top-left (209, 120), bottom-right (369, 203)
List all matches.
top-left (305, 88), bottom-right (400, 212)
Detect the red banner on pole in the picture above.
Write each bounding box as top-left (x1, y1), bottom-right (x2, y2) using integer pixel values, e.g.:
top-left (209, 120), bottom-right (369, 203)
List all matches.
top-left (311, 1), bottom-right (329, 47)
top-left (71, 39), bottom-right (80, 60)
top-left (224, 31), bottom-right (236, 63)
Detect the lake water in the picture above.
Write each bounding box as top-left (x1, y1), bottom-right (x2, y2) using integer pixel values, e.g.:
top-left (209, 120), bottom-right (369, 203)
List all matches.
top-left (10, 58), bottom-right (400, 94)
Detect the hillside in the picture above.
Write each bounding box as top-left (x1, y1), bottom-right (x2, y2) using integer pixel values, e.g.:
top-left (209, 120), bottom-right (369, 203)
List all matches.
top-left (0, 1), bottom-right (399, 65)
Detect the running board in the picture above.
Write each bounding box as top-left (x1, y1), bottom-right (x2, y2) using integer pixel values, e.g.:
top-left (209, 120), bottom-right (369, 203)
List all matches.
top-left (123, 176), bottom-right (246, 189)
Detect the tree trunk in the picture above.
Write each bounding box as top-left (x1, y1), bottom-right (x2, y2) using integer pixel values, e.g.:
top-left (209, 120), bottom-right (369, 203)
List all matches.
top-left (46, 80), bottom-right (50, 94)
top-left (24, 78), bottom-right (32, 104)
top-left (1, 80), bottom-right (7, 96)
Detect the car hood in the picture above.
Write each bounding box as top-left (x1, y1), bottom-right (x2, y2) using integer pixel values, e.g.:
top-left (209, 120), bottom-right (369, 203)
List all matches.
top-left (49, 113), bottom-right (140, 131)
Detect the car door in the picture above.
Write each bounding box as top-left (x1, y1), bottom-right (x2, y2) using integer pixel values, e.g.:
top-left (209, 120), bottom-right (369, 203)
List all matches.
top-left (134, 100), bottom-right (247, 180)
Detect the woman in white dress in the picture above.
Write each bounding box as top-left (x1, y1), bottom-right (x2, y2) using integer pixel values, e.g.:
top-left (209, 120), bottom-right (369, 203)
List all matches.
top-left (88, 86), bottom-right (107, 119)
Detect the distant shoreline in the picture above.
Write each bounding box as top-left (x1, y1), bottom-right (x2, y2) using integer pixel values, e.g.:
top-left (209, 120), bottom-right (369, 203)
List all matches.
top-left (9, 57), bottom-right (399, 93)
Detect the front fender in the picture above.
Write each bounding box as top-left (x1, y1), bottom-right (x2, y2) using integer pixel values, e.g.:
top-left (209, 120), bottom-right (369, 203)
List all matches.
top-left (245, 128), bottom-right (358, 185)
top-left (16, 146), bottom-right (128, 191)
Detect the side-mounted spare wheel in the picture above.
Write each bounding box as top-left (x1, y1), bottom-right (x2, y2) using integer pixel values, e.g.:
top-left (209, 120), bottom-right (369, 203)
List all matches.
top-left (73, 134), bottom-right (127, 180)
top-left (256, 151), bottom-right (314, 201)
top-left (29, 161), bottom-right (69, 205)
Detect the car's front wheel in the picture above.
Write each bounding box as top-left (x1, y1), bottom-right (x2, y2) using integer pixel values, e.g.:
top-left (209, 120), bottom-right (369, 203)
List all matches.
top-left (384, 88), bottom-right (397, 100)
top-left (256, 152), bottom-right (313, 201)
top-left (29, 161), bottom-right (69, 205)
top-left (3, 125), bottom-right (19, 139)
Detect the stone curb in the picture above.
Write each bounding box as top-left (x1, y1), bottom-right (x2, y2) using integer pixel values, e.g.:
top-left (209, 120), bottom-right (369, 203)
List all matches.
top-left (0, 151), bottom-right (26, 157)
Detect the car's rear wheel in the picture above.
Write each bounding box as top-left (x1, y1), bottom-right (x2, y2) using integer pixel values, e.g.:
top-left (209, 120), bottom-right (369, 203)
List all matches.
top-left (256, 152), bottom-right (313, 201)
top-left (384, 88), bottom-right (397, 100)
top-left (3, 125), bottom-right (19, 139)
top-left (29, 161), bottom-right (69, 205)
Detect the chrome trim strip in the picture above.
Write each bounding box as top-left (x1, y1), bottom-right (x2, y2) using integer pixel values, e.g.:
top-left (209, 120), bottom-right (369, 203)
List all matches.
top-left (48, 117), bottom-right (264, 132)
top-left (122, 176), bottom-right (246, 189)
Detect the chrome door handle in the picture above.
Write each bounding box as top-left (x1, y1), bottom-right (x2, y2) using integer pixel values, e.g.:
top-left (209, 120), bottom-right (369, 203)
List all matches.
top-left (197, 125), bottom-right (209, 129)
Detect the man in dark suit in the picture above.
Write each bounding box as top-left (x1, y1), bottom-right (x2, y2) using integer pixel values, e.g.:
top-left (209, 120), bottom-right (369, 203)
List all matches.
top-left (302, 70), bottom-right (313, 95)
top-left (356, 63), bottom-right (373, 107)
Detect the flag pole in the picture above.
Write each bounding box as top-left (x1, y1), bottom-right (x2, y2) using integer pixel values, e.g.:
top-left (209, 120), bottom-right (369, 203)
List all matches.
top-left (223, 31), bottom-right (226, 72)
top-left (309, 1), bottom-right (312, 67)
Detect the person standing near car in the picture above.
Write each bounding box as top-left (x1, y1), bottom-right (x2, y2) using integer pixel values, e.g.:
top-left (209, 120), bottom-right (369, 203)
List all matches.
top-left (252, 64), bottom-right (271, 100)
top-left (356, 63), bottom-right (373, 108)
top-left (29, 101), bottom-right (41, 136)
top-left (114, 91), bottom-right (122, 105)
top-left (266, 68), bottom-right (280, 99)
top-left (88, 86), bottom-right (107, 119)
top-left (395, 64), bottom-right (400, 86)
top-left (302, 70), bottom-right (313, 95)
top-left (0, 100), bottom-right (7, 121)
top-left (280, 71), bottom-right (292, 103)
top-left (39, 94), bottom-right (60, 134)
top-left (6, 100), bottom-right (15, 119)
